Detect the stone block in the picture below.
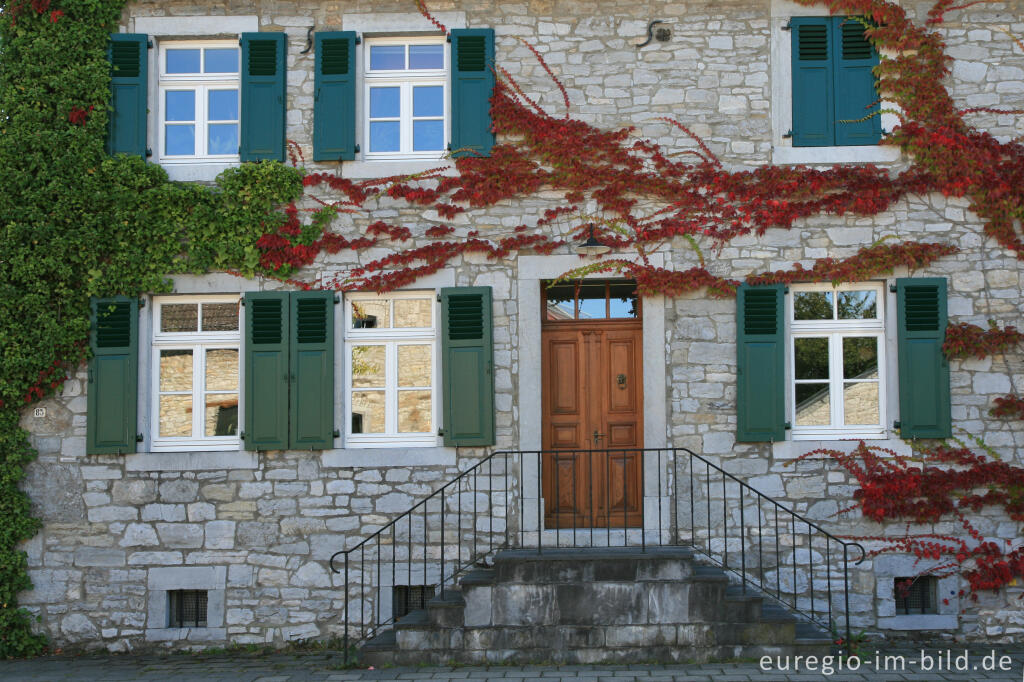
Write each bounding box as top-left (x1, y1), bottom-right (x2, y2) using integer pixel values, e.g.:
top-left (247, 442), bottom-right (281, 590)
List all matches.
top-left (205, 520), bottom-right (236, 549)
top-left (238, 521), bottom-right (279, 547)
top-left (141, 503), bottom-right (186, 522)
top-left (127, 552), bottom-right (183, 565)
top-left (187, 502), bottom-right (216, 521)
top-left (88, 506), bottom-right (138, 522)
top-left (75, 547), bottom-right (126, 567)
top-left (61, 613), bottom-right (99, 640)
top-left (293, 562), bottom-right (330, 587)
top-left (159, 479), bottom-right (199, 503)
top-left (111, 480), bottom-right (157, 505)
top-left (156, 523), bottom-right (204, 549)
top-left (119, 523), bottom-right (159, 547)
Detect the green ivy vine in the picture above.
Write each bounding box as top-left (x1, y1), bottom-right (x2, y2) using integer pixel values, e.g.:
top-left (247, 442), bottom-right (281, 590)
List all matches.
top-left (0, 0), bottom-right (303, 656)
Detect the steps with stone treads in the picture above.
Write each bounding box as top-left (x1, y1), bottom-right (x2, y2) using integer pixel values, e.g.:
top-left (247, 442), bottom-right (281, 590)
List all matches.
top-left (359, 546), bottom-right (834, 665)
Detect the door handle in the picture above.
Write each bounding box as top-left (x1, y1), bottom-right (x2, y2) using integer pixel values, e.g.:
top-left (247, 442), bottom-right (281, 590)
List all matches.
top-left (616, 373), bottom-right (627, 389)
top-left (592, 430), bottom-right (606, 446)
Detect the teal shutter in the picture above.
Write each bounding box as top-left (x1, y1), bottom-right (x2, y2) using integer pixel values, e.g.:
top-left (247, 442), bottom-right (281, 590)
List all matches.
top-left (313, 31), bottom-right (357, 162)
top-left (896, 278), bottom-right (951, 439)
top-left (289, 291), bottom-right (335, 449)
top-left (441, 287), bottom-right (495, 446)
top-left (736, 284), bottom-right (786, 442)
top-left (240, 32), bottom-right (286, 162)
top-left (449, 28), bottom-right (495, 158)
top-left (107, 34), bottom-right (148, 157)
top-left (791, 17), bottom-right (834, 147)
top-left (833, 17), bottom-right (881, 145)
top-left (87, 297), bottom-right (139, 454)
top-left (244, 292), bottom-right (290, 449)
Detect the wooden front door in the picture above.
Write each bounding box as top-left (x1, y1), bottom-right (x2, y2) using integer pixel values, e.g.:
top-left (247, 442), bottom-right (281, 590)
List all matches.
top-left (541, 321), bottom-right (644, 528)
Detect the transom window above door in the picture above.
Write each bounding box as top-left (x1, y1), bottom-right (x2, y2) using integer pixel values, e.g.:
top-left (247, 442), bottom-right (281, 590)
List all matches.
top-left (159, 41), bottom-right (240, 162)
top-left (364, 37), bottom-right (447, 159)
top-left (543, 280), bottom-right (640, 321)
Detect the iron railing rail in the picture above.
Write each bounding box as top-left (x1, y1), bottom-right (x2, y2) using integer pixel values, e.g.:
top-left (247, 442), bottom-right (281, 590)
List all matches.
top-left (329, 447), bottom-right (865, 662)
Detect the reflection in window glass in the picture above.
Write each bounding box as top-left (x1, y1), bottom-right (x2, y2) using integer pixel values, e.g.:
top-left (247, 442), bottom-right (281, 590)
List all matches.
top-left (166, 49), bottom-right (201, 73)
top-left (205, 395), bottom-right (238, 436)
top-left (205, 349), bottom-right (238, 391)
top-left (844, 383), bottom-right (879, 425)
top-left (608, 282), bottom-right (639, 318)
top-left (545, 284), bottom-right (575, 320)
top-left (370, 45), bottom-right (406, 70)
top-left (838, 290), bottom-right (877, 319)
top-left (201, 303), bottom-right (239, 331)
top-left (394, 299), bottom-right (431, 327)
top-left (843, 337), bottom-right (877, 379)
top-left (409, 44), bottom-right (443, 69)
top-left (795, 384), bottom-right (831, 426)
top-left (204, 48), bottom-right (239, 73)
top-left (353, 300), bottom-right (389, 328)
top-left (794, 291), bottom-right (833, 320)
top-left (794, 337), bottom-right (829, 380)
top-left (351, 392), bottom-right (386, 432)
top-left (160, 395), bottom-right (193, 437)
top-left (398, 391), bottom-right (432, 432)
top-left (398, 345), bottom-right (431, 387)
top-left (577, 283), bottom-right (606, 319)
top-left (160, 350), bottom-right (193, 391)
top-left (162, 304), bottom-right (198, 333)
top-left (352, 346), bottom-right (386, 388)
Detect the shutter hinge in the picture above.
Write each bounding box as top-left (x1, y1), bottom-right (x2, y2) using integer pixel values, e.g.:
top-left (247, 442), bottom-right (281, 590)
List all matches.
top-left (784, 422), bottom-right (792, 430)
top-left (147, 39), bottom-right (154, 49)
top-left (437, 428), bottom-right (445, 436)
top-left (889, 284), bottom-right (898, 292)
top-left (893, 420), bottom-right (901, 430)
top-left (446, 33), bottom-right (452, 43)
top-left (240, 431), bottom-right (246, 440)
top-left (446, 143), bottom-right (452, 152)
top-left (437, 294), bottom-right (442, 302)
top-left (333, 429), bottom-right (340, 438)
top-left (136, 433), bottom-right (144, 442)
top-left (784, 286), bottom-right (790, 294)
top-left (138, 298), bottom-right (146, 308)
top-left (782, 130), bottom-right (793, 139)
top-left (334, 295), bottom-right (340, 304)
top-left (355, 35), bottom-right (362, 45)
top-left (146, 148), bottom-right (153, 158)
top-left (240, 299), bottom-right (245, 306)
top-left (354, 144), bottom-right (361, 154)
top-left (782, 20), bottom-right (792, 31)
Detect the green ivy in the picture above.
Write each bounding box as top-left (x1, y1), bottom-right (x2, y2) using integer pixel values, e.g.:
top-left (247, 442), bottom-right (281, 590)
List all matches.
top-left (0, 0), bottom-right (302, 657)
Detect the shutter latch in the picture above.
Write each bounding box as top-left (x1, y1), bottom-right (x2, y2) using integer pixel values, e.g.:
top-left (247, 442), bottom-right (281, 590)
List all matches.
top-left (892, 420), bottom-right (901, 430)
top-left (437, 428), bottom-right (445, 436)
top-left (333, 429), bottom-right (340, 438)
top-left (782, 20), bottom-right (792, 31)
top-left (782, 130), bottom-right (793, 139)
top-left (136, 433), bottom-right (144, 442)
top-left (784, 422), bottom-right (791, 430)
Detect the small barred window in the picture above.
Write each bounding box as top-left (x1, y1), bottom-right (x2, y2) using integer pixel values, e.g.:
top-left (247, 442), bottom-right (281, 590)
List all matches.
top-left (168, 589), bottom-right (209, 628)
top-left (894, 577), bottom-right (937, 615)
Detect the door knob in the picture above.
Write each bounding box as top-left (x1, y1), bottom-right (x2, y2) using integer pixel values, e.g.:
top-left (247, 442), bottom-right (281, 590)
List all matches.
top-left (616, 373), bottom-right (627, 389)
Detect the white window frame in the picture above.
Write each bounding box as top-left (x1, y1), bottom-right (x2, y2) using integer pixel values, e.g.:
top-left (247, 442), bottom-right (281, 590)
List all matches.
top-left (769, 0), bottom-right (901, 164)
top-left (151, 295), bottom-right (241, 452)
top-left (157, 40), bottom-right (241, 164)
top-left (789, 281), bottom-right (886, 440)
top-left (344, 291), bottom-right (439, 448)
top-left (362, 36), bottom-right (448, 161)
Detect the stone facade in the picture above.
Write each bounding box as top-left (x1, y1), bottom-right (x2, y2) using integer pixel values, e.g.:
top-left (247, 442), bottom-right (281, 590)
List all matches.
top-left (15, 0), bottom-right (1024, 652)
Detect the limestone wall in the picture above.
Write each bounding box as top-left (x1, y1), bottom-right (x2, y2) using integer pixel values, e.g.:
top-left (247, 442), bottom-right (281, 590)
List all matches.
top-left (15, 0), bottom-right (1024, 651)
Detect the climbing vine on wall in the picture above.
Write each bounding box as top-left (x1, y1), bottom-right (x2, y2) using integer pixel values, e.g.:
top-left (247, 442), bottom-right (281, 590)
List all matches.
top-left (1, 0), bottom-right (1023, 655)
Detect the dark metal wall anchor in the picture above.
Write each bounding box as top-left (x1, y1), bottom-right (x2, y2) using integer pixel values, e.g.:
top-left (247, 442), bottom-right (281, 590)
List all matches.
top-left (637, 20), bottom-right (671, 48)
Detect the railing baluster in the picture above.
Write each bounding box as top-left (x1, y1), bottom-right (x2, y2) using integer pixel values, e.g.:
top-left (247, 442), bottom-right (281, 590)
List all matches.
top-left (360, 546), bottom-right (365, 641)
top-left (572, 451), bottom-right (577, 548)
top-left (474, 467), bottom-right (478, 564)
top-left (554, 451), bottom-right (560, 549)
top-left (722, 473), bottom-right (728, 569)
top-left (689, 452), bottom-right (694, 548)
top-left (623, 451), bottom-right (628, 545)
top-left (657, 449), bottom-right (662, 547)
top-left (606, 447), bottom-right (611, 546)
top-left (589, 450), bottom-right (595, 546)
top-left (774, 504), bottom-right (780, 600)
top-left (826, 536), bottom-right (832, 630)
top-left (537, 452), bottom-right (542, 553)
top-left (758, 493), bottom-right (764, 590)
top-left (808, 522), bottom-right (814, 618)
top-left (705, 461), bottom-right (711, 557)
top-left (844, 544), bottom-right (851, 649)
top-left (344, 553), bottom-right (349, 665)
top-left (441, 487), bottom-right (446, 599)
top-left (791, 516), bottom-right (797, 610)
top-left (740, 485), bottom-right (745, 593)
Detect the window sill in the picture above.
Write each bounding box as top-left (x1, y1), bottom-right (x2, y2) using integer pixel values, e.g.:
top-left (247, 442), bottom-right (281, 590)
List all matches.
top-left (791, 430), bottom-right (887, 441)
top-left (322, 446), bottom-right (455, 468)
top-left (877, 615), bottom-right (957, 631)
top-left (145, 627), bottom-right (226, 642)
top-left (772, 145), bottom-right (901, 165)
top-left (126, 450), bottom-right (257, 472)
top-left (341, 158), bottom-right (456, 180)
top-left (160, 161), bottom-right (239, 183)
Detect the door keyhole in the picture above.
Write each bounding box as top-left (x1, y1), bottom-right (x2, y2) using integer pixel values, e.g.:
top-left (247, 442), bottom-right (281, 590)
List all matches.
top-left (617, 373), bottom-right (627, 389)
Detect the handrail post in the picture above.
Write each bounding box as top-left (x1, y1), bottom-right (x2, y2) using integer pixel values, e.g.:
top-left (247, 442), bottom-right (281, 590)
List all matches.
top-left (740, 485), bottom-right (746, 593)
top-left (441, 492), bottom-right (446, 599)
top-left (344, 553), bottom-right (349, 665)
top-left (844, 543), bottom-right (851, 650)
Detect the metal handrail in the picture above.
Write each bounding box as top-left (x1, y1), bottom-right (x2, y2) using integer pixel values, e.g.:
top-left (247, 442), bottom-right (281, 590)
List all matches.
top-left (329, 447), bottom-right (866, 662)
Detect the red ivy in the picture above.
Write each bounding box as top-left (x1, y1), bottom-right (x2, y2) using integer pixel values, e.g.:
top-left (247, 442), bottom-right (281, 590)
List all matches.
top-left (68, 105), bottom-right (92, 125)
top-left (990, 394), bottom-right (1024, 420)
top-left (943, 322), bottom-right (1024, 360)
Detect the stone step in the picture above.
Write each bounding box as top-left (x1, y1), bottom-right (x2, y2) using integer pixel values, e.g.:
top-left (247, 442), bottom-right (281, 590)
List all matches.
top-left (425, 587), bottom-right (465, 627)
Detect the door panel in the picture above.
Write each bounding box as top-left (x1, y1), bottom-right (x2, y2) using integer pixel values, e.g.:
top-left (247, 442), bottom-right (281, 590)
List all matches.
top-left (542, 321), bottom-right (643, 527)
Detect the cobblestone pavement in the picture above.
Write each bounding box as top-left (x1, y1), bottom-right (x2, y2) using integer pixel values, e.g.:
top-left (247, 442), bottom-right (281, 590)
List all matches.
top-left (3, 647), bottom-right (1024, 681)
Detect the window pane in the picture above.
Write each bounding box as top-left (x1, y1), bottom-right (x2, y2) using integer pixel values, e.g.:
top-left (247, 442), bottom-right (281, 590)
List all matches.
top-left (204, 48), bottom-right (239, 73)
top-left (794, 337), bottom-right (829, 380)
top-left (351, 391), bottom-right (386, 433)
top-left (205, 349), bottom-right (238, 391)
top-left (577, 283), bottom-right (606, 319)
top-left (398, 345), bottom-right (431, 387)
top-left (165, 90), bottom-right (195, 122)
top-left (370, 45), bottom-right (406, 70)
top-left (208, 90), bottom-right (238, 121)
top-left (161, 304), bottom-right (198, 332)
top-left (369, 87), bottom-right (401, 118)
top-left (794, 291), bottom-right (833, 320)
top-left (352, 346), bottom-right (386, 388)
top-left (413, 86), bottom-right (444, 117)
top-left (844, 382), bottom-right (879, 425)
top-left (838, 290), bottom-right (877, 320)
top-left (398, 390), bottom-right (431, 432)
top-left (413, 120), bottom-right (444, 151)
top-left (843, 337), bottom-right (878, 379)
top-left (545, 283), bottom-right (575, 320)
top-left (608, 282), bottom-right (639, 318)
top-left (409, 44), bottom-right (443, 69)
top-left (165, 125), bottom-right (196, 156)
top-left (160, 395), bottom-right (193, 437)
top-left (208, 124), bottom-right (239, 155)
top-left (205, 394), bottom-right (238, 436)
top-left (795, 384), bottom-right (830, 426)
top-left (370, 121), bottom-right (400, 152)
top-left (201, 303), bottom-right (239, 331)
top-left (166, 49), bottom-right (201, 74)
top-left (160, 350), bottom-right (193, 391)
top-left (394, 299), bottom-right (431, 327)
top-left (353, 300), bottom-right (389, 328)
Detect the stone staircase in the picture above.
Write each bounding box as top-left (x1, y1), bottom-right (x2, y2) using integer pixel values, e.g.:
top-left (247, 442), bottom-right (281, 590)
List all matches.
top-left (359, 546), bottom-right (834, 665)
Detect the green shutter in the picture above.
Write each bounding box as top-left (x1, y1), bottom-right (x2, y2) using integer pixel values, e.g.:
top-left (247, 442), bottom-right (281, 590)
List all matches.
top-left (450, 28), bottom-right (495, 158)
top-left (87, 297), bottom-right (139, 454)
top-left (244, 292), bottom-right (290, 449)
top-left (313, 31), bottom-right (357, 162)
top-left (441, 287), bottom-right (494, 446)
top-left (896, 278), bottom-right (951, 439)
top-left (107, 34), bottom-right (148, 157)
top-left (736, 284), bottom-right (786, 442)
top-left (833, 17), bottom-right (881, 145)
top-left (289, 291), bottom-right (335, 449)
top-left (240, 32), bottom-right (286, 162)
top-left (791, 17), bottom-right (834, 147)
